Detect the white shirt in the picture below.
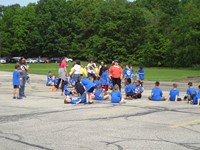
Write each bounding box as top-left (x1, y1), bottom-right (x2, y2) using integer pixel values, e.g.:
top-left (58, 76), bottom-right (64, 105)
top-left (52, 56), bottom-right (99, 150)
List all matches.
top-left (74, 64), bottom-right (81, 74)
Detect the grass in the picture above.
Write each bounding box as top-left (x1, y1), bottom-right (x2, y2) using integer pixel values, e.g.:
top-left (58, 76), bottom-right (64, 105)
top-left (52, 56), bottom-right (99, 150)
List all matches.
top-left (1, 63), bottom-right (200, 81)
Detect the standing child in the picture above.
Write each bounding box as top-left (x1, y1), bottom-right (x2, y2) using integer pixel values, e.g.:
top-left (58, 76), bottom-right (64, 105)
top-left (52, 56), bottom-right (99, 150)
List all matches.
top-left (101, 66), bottom-right (109, 92)
top-left (168, 83), bottom-right (181, 101)
top-left (149, 81), bottom-right (166, 101)
top-left (194, 85), bottom-right (200, 105)
top-left (133, 80), bottom-right (143, 99)
top-left (63, 80), bottom-right (72, 102)
top-left (184, 82), bottom-right (197, 103)
top-left (94, 83), bottom-right (109, 100)
top-left (12, 64), bottom-right (22, 99)
top-left (138, 66), bottom-right (145, 87)
top-left (111, 84), bottom-right (125, 103)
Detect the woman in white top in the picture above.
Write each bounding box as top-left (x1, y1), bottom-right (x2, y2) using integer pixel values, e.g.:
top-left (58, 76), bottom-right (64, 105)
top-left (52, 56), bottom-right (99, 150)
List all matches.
top-left (87, 59), bottom-right (96, 77)
top-left (73, 59), bottom-right (81, 83)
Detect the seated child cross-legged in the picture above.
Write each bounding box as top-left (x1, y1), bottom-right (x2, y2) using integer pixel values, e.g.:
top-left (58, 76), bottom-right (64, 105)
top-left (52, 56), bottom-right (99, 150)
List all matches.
top-left (133, 80), bottom-right (143, 99)
top-left (111, 84), bottom-right (126, 103)
top-left (168, 83), bottom-right (181, 101)
top-left (93, 83), bottom-right (109, 100)
top-left (193, 85), bottom-right (200, 105)
top-left (184, 82), bottom-right (197, 103)
top-left (124, 78), bottom-right (135, 99)
top-left (148, 81), bottom-right (166, 101)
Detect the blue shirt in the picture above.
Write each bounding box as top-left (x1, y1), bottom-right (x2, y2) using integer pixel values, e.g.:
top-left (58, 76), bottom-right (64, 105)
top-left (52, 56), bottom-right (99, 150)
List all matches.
top-left (13, 70), bottom-right (21, 85)
top-left (95, 88), bottom-right (104, 100)
top-left (186, 87), bottom-right (197, 96)
top-left (64, 85), bottom-right (71, 95)
top-left (125, 84), bottom-right (136, 94)
top-left (138, 69), bottom-right (145, 80)
top-left (81, 78), bottom-right (95, 92)
top-left (151, 87), bottom-right (163, 101)
top-left (70, 78), bottom-right (75, 85)
top-left (125, 69), bottom-right (134, 79)
top-left (194, 91), bottom-right (200, 104)
top-left (111, 91), bottom-right (122, 103)
top-left (101, 72), bottom-right (108, 85)
top-left (169, 88), bottom-right (180, 101)
top-left (94, 80), bottom-right (101, 89)
top-left (134, 85), bottom-right (143, 94)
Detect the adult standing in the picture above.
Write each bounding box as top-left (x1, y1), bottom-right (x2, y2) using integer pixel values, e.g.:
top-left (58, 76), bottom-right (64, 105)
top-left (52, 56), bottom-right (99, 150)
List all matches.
top-left (56, 57), bottom-right (67, 94)
top-left (109, 60), bottom-right (123, 91)
top-left (87, 59), bottom-right (96, 77)
top-left (72, 59), bottom-right (81, 83)
top-left (19, 57), bottom-right (29, 97)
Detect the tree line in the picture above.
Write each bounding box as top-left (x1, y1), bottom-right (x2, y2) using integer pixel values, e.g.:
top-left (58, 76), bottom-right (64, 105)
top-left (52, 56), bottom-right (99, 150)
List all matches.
top-left (0, 0), bottom-right (200, 67)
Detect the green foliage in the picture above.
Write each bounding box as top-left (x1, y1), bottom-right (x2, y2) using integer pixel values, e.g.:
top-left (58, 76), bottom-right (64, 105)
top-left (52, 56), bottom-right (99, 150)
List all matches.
top-left (0, 0), bottom-right (200, 67)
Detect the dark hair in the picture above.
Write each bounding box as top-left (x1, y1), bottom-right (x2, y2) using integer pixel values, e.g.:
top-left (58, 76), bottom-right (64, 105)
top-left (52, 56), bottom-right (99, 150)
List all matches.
top-left (75, 59), bottom-right (80, 65)
top-left (19, 57), bottom-right (26, 65)
top-left (188, 82), bottom-right (192, 86)
top-left (15, 64), bottom-right (20, 69)
top-left (155, 81), bottom-right (160, 86)
top-left (173, 83), bottom-right (177, 88)
top-left (103, 66), bottom-right (108, 72)
top-left (198, 85), bottom-right (200, 88)
top-left (140, 66), bottom-right (143, 69)
top-left (136, 80), bottom-right (141, 84)
top-left (126, 78), bottom-right (131, 84)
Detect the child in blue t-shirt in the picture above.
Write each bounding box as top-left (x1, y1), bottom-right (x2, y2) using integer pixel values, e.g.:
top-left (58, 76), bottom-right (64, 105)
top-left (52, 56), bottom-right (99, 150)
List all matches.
top-left (194, 85), bottom-right (200, 105)
top-left (133, 80), bottom-right (143, 99)
top-left (80, 76), bottom-right (95, 104)
top-left (64, 93), bottom-right (86, 104)
top-left (124, 65), bottom-right (134, 79)
top-left (184, 82), bottom-right (197, 103)
top-left (12, 64), bottom-right (22, 99)
top-left (111, 84), bottom-right (125, 103)
top-left (149, 81), bottom-right (166, 101)
top-left (169, 83), bottom-right (181, 101)
top-left (101, 66), bottom-right (109, 92)
top-left (138, 66), bottom-right (145, 87)
top-left (124, 78), bottom-right (135, 99)
top-left (63, 80), bottom-right (72, 101)
top-left (94, 83), bottom-right (109, 100)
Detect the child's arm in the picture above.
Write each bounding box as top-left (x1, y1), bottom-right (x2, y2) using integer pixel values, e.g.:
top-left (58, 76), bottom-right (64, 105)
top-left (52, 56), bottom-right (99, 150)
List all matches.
top-left (197, 98), bottom-right (200, 105)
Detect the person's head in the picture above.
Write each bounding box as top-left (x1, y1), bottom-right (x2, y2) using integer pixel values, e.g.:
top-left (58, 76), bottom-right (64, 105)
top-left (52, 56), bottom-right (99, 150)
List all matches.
top-left (113, 84), bottom-right (119, 92)
top-left (198, 85), bottom-right (200, 90)
top-left (126, 78), bottom-right (132, 85)
top-left (15, 64), bottom-right (20, 70)
top-left (172, 83), bottom-right (177, 88)
top-left (155, 81), bottom-right (160, 87)
top-left (89, 76), bottom-right (94, 82)
top-left (136, 80), bottom-right (141, 86)
top-left (78, 75), bottom-right (84, 82)
top-left (126, 65), bottom-right (129, 69)
top-left (98, 83), bottom-right (103, 89)
top-left (188, 82), bottom-right (192, 87)
top-left (19, 57), bottom-right (26, 65)
top-left (103, 66), bottom-right (108, 72)
top-left (75, 59), bottom-right (80, 65)
top-left (140, 66), bottom-right (143, 70)
top-left (114, 60), bottom-right (119, 66)
top-left (101, 62), bottom-right (104, 66)
top-left (90, 58), bottom-right (94, 63)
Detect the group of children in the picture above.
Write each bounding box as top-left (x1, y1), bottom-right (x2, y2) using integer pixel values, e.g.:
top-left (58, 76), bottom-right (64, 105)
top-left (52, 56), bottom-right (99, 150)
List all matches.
top-left (148, 81), bottom-right (200, 105)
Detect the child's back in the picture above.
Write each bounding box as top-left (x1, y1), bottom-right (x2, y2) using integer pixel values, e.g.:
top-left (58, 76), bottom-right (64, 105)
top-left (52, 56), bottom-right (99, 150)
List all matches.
top-left (95, 87), bottom-right (104, 100)
top-left (111, 91), bottom-right (122, 103)
top-left (169, 88), bottom-right (180, 101)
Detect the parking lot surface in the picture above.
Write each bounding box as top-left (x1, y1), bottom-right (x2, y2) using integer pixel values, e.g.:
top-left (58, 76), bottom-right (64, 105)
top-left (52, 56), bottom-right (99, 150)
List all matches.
top-left (0, 71), bottom-right (200, 150)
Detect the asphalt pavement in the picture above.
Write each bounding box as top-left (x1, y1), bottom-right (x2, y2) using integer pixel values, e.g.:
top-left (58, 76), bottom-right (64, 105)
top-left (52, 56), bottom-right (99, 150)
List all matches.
top-left (0, 71), bottom-right (200, 150)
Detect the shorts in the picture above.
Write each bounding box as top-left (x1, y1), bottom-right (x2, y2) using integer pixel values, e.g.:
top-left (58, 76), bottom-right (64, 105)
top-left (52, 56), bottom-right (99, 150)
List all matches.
top-left (87, 87), bottom-right (95, 93)
top-left (13, 85), bottom-right (19, 88)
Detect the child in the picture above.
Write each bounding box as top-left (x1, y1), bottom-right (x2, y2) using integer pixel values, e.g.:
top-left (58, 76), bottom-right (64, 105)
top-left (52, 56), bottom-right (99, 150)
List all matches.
top-left (124, 65), bottom-right (134, 79)
top-left (124, 78), bottom-right (135, 99)
top-left (69, 75), bottom-right (75, 87)
top-left (101, 66), bottom-right (109, 91)
top-left (46, 74), bottom-right (54, 86)
top-left (63, 80), bottom-right (72, 101)
top-left (169, 83), bottom-right (181, 101)
top-left (94, 83), bottom-right (109, 100)
top-left (138, 66), bottom-right (145, 87)
top-left (80, 76), bottom-right (95, 104)
top-left (194, 85), bottom-right (200, 105)
top-left (133, 80), bottom-right (143, 99)
top-left (184, 82), bottom-right (197, 103)
top-left (149, 81), bottom-right (166, 101)
top-left (64, 93), bottom-right (86, 104)
top-left (94, 76), bottom-right (101, 89)
top-left (111, 84), bottom-right (125, 103)
top-left (12, 64), bottom-right (22, 99)
top-left (53, 76), bottom-right (58, 87)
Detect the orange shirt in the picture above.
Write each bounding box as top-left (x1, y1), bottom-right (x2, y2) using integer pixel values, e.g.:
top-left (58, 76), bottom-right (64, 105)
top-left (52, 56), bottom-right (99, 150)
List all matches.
top-left (109, 65), bottom-right (122, 78)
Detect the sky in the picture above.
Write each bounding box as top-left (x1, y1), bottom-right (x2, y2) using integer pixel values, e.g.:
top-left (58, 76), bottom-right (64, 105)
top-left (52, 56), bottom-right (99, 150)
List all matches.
top-left (0, 0), bottom-right (39, 6)
top-left (0, 0), bottom-right (134, 6)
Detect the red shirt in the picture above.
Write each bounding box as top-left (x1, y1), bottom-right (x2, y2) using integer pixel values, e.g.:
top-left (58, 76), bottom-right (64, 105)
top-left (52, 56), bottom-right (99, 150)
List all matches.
top-left (109, 65), bottom-right (122, 78)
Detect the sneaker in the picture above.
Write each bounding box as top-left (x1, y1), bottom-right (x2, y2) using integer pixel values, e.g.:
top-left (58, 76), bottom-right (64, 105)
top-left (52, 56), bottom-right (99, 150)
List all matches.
top-left (13, 96), bottom-right (16, 99)
top-left (88, 101), bottom-right (93, 104)
top-left (17, 97), bottom-right (23, 99)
